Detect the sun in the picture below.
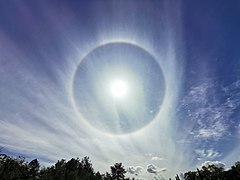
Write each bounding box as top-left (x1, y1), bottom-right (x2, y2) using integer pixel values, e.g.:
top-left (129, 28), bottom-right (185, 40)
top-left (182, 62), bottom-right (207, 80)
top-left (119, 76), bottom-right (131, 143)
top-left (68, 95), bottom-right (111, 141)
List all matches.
top-left (110, 79), bottom-right (128, 99)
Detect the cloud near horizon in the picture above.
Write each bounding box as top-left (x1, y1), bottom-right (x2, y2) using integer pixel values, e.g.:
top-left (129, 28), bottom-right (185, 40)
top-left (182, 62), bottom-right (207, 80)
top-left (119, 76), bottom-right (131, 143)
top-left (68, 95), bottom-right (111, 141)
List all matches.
top-left (201, 161), bottom-right (226, 169)
top-left (147, 164), bottom-right (167, 174)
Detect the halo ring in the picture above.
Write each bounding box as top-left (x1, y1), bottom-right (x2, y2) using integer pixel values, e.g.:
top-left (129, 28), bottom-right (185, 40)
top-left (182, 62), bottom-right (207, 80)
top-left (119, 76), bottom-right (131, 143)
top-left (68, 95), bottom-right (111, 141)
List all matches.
top-left (70, 40), bottom-right (166, 135)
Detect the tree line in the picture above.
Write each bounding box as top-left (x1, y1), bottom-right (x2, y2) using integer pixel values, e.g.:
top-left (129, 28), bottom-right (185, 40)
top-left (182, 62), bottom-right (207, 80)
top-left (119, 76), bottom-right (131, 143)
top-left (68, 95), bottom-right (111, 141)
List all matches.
top-left (1, 151), bottom-right (240, 180)
top-left (175, 161), bottom-right (240, 180)
top-left (0, 153), bottom-right (131, 180)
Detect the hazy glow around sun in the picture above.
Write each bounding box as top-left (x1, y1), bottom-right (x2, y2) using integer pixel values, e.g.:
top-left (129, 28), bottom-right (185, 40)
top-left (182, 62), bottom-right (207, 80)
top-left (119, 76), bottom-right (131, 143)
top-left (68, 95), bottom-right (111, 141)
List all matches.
top-left (110, 79), bottom-right (129, 99)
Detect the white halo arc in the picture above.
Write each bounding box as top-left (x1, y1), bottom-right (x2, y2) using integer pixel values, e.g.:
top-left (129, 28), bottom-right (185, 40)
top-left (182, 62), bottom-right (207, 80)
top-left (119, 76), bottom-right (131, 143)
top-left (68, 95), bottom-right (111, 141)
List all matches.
top-left (69, 40), bottom-right (166, 136)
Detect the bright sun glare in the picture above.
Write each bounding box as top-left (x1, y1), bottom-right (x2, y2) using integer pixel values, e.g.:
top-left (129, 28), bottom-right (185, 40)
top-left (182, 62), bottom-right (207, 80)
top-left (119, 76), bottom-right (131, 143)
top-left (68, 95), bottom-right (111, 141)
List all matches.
top-left (110, 79), bottom-right (128, 99)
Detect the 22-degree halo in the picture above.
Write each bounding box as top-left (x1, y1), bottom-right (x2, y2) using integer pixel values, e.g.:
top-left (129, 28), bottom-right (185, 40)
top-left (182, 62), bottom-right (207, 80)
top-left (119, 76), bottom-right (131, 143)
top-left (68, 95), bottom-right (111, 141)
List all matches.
top-left (72, 42), bottom-right (165, 134)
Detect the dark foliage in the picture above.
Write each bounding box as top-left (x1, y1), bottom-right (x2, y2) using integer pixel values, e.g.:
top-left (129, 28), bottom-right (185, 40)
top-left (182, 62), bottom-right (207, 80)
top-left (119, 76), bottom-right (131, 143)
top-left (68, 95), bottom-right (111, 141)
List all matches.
top-left (0, 153), bottom-right (130, 180)
top-left (1, 152), bottom-right (240, 180)
top-left (182, 161), bottom-right (240, 180)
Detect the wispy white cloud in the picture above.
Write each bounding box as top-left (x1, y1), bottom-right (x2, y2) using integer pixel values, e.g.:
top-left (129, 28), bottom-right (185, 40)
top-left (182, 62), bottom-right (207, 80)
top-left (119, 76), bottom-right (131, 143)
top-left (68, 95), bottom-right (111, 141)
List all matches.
top-left (158, 168), bottom-right (167, 172)
top-left (195, 120), bottom-right (226, 140)
top-left (195, 149), bottom-right (222, 160)
top-left (127, 166), bottom-right (144, 176)
top-left (147, 164), bottom-right (159, 174)
top-left (147, 164), bottom-right (166, 174)
top-left (181, 82), bottom-right (210, 106)
top-left (151, 156), bottom-right (163, 161)
top-left (180, 79), bottom-right (240, 142)
top-left (178, 79), bottom-right (240, 170)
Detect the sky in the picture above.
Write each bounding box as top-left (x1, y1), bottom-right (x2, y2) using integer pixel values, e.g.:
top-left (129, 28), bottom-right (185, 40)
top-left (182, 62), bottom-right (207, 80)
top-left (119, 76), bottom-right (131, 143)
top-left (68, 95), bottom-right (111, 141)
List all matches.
top-left (0, 0), bottom-right (240, 179)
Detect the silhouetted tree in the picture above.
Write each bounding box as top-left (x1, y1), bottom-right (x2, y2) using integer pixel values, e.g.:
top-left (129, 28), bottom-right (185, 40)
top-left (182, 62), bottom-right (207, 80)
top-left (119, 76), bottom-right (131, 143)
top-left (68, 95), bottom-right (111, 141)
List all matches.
top-left (0, 154), bottom-right (28, 180)
top-left (38, 157), bottom-right (102, 180)
top-left (184, 170), bottom-right (197, 180)
top-left (175, 174), bottom-right (180, 180)
top-left (103, 172), bottom-right (112, 180)
top-left (110, 163), bottom-right (126, 180)
top-left (28, 159), bottom-right (40, 179)
top-left (227, 161), bottom-right (240, 180)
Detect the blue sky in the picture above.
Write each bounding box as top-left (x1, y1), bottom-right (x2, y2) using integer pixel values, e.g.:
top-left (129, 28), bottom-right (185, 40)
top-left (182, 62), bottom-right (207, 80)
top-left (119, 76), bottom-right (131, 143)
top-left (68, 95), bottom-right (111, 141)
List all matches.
top-left (0, 0), bottom-right (240, 179)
